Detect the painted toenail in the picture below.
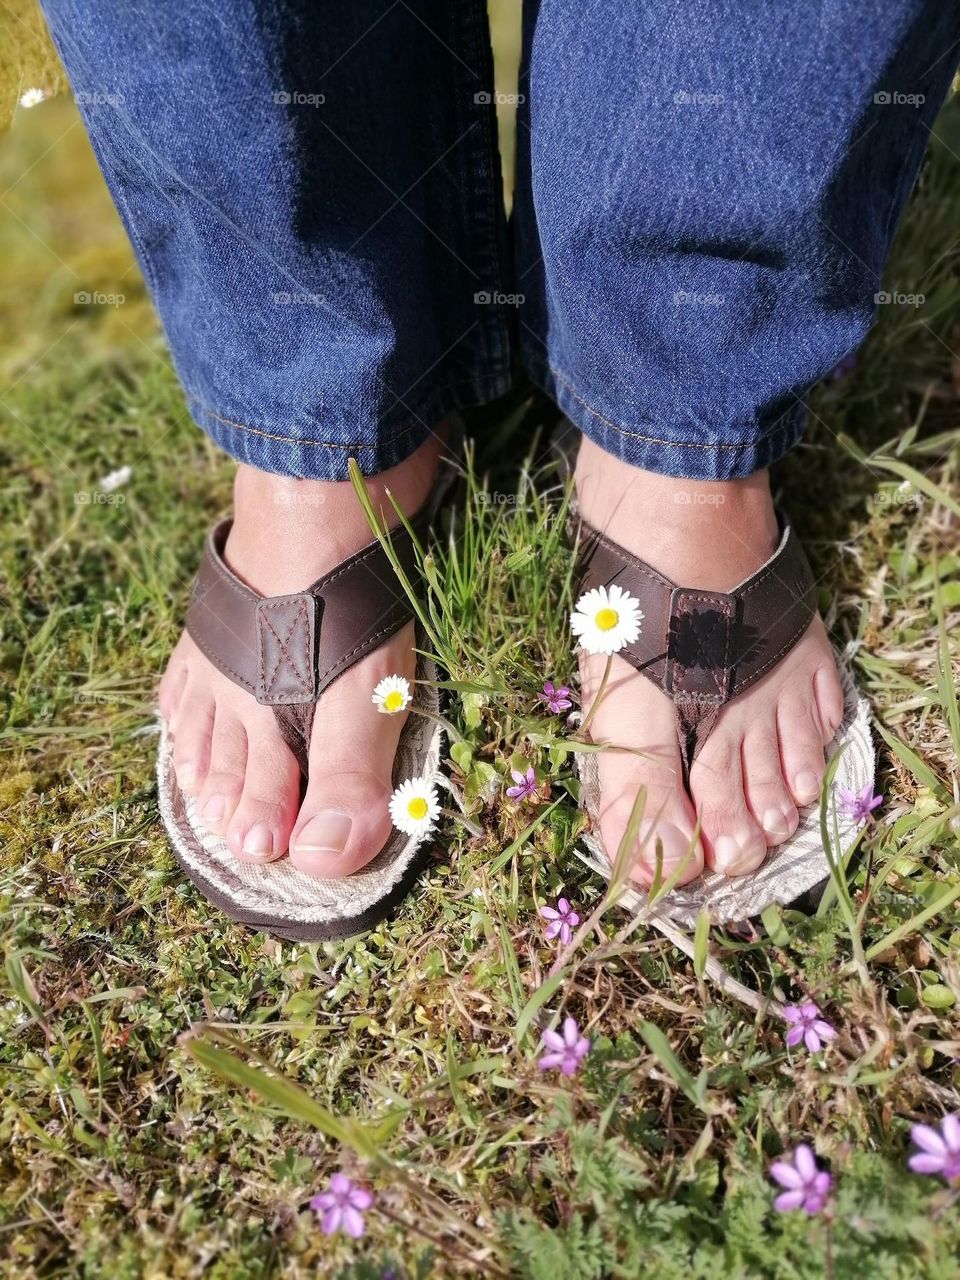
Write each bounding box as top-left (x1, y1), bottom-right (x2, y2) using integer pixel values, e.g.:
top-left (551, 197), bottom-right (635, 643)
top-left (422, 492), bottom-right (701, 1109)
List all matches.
top-left (242, 823), bottom-right (274, 858)
top-left (293, 810), bottom-right (352, 856)
top-left (794, 771), bottom-right (822, 804)
top-left (713, 835), bottom-right (744, 872)
top-left (202, 793), bottom-right (226, 822)
top-left (762, 807), bottom-right (792, 839)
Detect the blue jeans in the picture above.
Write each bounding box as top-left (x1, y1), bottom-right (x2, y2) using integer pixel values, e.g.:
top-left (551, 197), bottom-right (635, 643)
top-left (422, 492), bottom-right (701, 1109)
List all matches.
top-left (44, 1), bottom-right (960, 480)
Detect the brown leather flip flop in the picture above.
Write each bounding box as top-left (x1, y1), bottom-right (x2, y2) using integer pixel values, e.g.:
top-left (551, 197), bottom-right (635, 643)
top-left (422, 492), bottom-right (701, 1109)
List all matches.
top-left (559, 429), bottom-right (875, 926)
top-left (156, 488), bottom-right (445, 941)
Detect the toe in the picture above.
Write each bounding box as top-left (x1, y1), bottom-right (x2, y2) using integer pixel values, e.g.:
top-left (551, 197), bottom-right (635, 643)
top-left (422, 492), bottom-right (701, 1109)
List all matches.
top-left (171, 683), bottom-right (215, 795)
top-left (581, 655), bottom-right (703, 888)
top-left (290, 636), bottom-right (414, 877)
top-left (740, 718), bottom-right (799, 847)
top-left (158, 638), bottom-right (191, 724)
top-left (777, 688), bottom-right (827, 808)
top-left (598, 763), bottom-right (703, 889)
top-left (291, 767), bottom-right (394, 877)
top-left (196, 708), bottom-right (248, 835)
top-left (690, 728), bottom-right (768, 877)
top-left (224, 720), bottom-right (301, 863)
top-left (814, 663), bottom-right (845, 745)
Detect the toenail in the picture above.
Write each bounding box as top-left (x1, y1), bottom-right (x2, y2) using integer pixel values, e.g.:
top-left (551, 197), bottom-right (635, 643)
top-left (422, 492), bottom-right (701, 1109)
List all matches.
top-left (242, 823), bottom-right (275, 858)
top-left (794, 771), bottom-right (822, 804)
top-left (178, 762), bottom-right (197, 788)
top-left (713, 834), bottom-right (745, 873)
top-left (762, 807), bottom-right (792, 839)
top-left (638, 823), bottom-right (701, 881)
top-left (202, 793), bottom-right (226, 823)
top-left (293, 810), bottom-right (352, 855)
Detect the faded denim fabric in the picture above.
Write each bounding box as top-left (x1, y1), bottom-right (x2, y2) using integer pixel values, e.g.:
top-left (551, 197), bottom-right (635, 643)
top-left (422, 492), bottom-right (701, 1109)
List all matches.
top-left (44, 0), bottom-right (960, 480)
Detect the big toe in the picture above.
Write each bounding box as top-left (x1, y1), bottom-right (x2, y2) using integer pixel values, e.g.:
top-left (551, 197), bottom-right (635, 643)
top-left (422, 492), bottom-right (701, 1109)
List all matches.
top-left (289, 633), bottom-right (414, 878)
top-left (584, 656), bottom-right (703, 889)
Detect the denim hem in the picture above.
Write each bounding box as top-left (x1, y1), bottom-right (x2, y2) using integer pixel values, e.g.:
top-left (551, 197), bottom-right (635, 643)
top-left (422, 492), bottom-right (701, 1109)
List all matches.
top-left (523, 353), bottom-right (807, 481)
top-left (186, 369), bottom-right (514, 480)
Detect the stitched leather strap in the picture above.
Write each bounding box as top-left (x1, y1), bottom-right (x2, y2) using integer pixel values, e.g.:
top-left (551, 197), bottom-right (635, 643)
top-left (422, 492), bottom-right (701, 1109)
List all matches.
top-left (576, 514), bottom-right (817, 774)
top-left (185, 502), bottom-right (431, 771)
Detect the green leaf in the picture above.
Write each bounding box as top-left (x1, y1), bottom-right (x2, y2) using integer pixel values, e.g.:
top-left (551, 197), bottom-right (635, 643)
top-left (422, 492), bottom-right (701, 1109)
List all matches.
top-left (182, 1032), bottom-right (380, 1159)
top-left (693, 909), bottom-right (710, 979)
top-left (760, 904), bottom-right (790, 947)
top-left (515, 969), bottom-right (568, 1048)
top-left (450, 740), bottom-right (473, 774)
top-left (872, 720), bottom-right (947, 797)
top-left (921, 985), bottom-right (956, 1009)
top-left (489, 797), bottom-right (563, 873)
top-left (638, 1020), bottom-right (709, 1112)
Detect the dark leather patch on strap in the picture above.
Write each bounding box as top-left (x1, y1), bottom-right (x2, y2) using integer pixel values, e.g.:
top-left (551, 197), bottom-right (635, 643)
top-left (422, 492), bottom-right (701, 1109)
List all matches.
top-left (665, 587), bottom-right (736, 702)
top-left (576, 513), bottom-right (817, 773)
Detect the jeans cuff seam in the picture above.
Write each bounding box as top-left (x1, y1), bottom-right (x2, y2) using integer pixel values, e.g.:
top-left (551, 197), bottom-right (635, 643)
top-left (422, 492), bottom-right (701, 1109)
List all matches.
top-left (531, 355), bottom-right (800, 453)
top-left (186, 374), bottom-right (508, 452)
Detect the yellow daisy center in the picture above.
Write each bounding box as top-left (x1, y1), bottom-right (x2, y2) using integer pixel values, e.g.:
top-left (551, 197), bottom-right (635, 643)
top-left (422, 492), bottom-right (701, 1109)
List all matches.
top-left (384, 690), bottom-right (405, 712)
top-left (595, 607), bottom-right (619, 631)
top-left (407, 796), bottom-right (429, 820)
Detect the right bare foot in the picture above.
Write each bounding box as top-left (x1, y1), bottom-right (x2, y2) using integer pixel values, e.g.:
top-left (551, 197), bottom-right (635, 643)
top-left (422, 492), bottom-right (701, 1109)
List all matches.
top-left (158, 435), bottom-right (441, 874)
top-left (575, 438), bottom-right (844, 888)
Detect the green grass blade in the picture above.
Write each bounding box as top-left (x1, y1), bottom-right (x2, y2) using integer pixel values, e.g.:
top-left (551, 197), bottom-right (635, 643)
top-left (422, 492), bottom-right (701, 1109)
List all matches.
top-left (181, 1031), bottom-right (379, 1158)
top-left (639, 1020), bottom-right (709, 1113)
top-left (515, 968), bottom-right (567, 1048)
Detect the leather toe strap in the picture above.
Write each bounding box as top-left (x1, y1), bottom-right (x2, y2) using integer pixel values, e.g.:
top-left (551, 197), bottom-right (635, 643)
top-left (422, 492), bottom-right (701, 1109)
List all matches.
top-left (185, 504), bottom-right (430, 771)
top-left (576, 514), bottom-right (818, 776)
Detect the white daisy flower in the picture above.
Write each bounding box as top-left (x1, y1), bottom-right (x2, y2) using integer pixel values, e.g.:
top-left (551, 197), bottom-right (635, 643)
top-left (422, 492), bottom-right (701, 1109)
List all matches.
top-left (388, 777), bottom-right (441, 837)
top-left (372, 674), bottom-right (412, 715)
top-left (570, 583), bottom-right (643, 656)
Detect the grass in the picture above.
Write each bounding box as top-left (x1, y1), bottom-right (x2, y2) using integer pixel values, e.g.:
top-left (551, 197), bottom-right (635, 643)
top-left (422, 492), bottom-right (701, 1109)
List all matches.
top-left (2, 43), bottom-right (960, 1280)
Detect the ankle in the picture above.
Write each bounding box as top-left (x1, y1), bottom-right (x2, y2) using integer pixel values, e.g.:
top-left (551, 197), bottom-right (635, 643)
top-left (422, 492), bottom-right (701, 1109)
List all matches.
top-left (575, 438), bottom-right (779, 590)
top-left (227, 432), bottom-right (443, 593)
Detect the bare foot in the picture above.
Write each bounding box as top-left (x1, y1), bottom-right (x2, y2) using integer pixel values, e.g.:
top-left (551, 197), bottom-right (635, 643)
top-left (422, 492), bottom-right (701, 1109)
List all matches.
top-left (158, 435), bottom-right (442, 874)
top-left (575, 437), bottom-right (845, 885)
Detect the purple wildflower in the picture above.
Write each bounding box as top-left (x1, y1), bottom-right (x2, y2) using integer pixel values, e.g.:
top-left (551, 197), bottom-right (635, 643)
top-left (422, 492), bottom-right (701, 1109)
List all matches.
top-left (829, 351), bottom-right (858, 381)
top-left (783, 1002), bottom-right (837, 1053)
top-left (908, 1114), bottom-right (960, 1183)
top-left (310, 1173), bottom-right (373, 1238)
top-left (538, 680), bottom-right (573, 714)
top-left (770, 1144), bottom-right (832, 1214)
top-left (538, 1016), bottom-right (590, 1077)
top-left (539, 897), bottom-right (580, 945)
top-left (506, 766), bottom-right (539, 802)
top-left (838, 784), bottom-right (883, 826)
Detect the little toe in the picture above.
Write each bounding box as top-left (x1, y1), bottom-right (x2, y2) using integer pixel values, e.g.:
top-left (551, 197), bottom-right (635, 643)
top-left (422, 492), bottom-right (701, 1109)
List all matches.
top-left (814, 663), bottom-right (845, 745)
top-left (690, 729), bottom-right (768, 877)
top-left (158, 638), bottom-right (191, 725)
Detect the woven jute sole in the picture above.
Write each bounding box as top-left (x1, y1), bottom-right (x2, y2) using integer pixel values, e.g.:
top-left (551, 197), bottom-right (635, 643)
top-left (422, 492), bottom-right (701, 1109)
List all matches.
top-left (575, 658), bottom-right (874, 927)
top-left (157, 654), bottom-right (444, 941)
